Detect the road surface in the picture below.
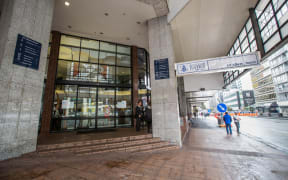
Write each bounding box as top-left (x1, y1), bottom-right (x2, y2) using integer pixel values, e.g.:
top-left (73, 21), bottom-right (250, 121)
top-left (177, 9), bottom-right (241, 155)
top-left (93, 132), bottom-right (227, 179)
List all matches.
top-left (199, 116), bottom-right (288, 153)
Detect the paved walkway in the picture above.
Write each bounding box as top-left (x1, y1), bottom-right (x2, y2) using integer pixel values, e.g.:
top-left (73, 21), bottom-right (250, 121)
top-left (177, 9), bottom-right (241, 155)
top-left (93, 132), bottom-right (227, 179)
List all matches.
top-left (1, 118), bottom-right (288, 180)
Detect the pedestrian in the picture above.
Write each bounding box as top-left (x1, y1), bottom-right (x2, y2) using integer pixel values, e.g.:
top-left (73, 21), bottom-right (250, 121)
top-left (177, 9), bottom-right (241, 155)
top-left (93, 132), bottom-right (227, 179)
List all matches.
top-left (145, 101), bottom-right (152, 133)
top-left (135, 100), bottom-right (144, 132)
top-left (233, 112), bottom-right (241, 135)
top-left (223, 112), bottom-right (232, 135)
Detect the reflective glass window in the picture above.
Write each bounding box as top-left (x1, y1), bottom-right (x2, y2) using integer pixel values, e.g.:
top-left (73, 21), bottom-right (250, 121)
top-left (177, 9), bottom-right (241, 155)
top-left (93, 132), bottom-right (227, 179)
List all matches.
top-left (116, 67), bottom-right (131, 85)
top-left (99, 51), bottom-right (116, 65)
top-left (57, 60), bottom-right (79, 80)
top-left (80, 49), bottom-right (99, 63)
top-left (81, 39), bottom-right (99, 50)
top-left (59, 46), bottom-right (80, 61)
top-left (98, 65), bottom-right (115, 83)
top-left (246, 19), bottom-right (253, 31)
top-left (78, 63), bottom-right (98, 82)
top-left (117, 45), bottom-right (131, 55)
top-left (116, 54), bottom-right (131, 67)
top-left (54, 85), bottom-right (77, 118)
top-left (100, 42), bottom-right (116, 52)
top-left (276, 2), bottom-right (288, 26)
top-left (273, 0), bottom-right (286, 11)
top-left (116, 88), bottom-right (132, 117)
top-left (76, 87), bottom-right (97, 117)
top-left (60, 35), bottom-right (81, 47)
top-left (97, 88), bottom-right (115, 118)
top-left (239, 29), bottom-right (247, 42)
top-left (258, 4), bottom-right (274, 30)
top-left (261, 18), bottom-right (278, 42)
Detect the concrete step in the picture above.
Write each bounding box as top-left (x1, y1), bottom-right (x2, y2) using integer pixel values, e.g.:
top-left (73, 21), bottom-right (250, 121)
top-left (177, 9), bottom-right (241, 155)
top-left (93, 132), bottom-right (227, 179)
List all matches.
top-left (76, 141), bottom-right (172, 156)
top-left (38, 137), bottom-right (161, 154)
top-left (37, 134), bottom-right (153, 151)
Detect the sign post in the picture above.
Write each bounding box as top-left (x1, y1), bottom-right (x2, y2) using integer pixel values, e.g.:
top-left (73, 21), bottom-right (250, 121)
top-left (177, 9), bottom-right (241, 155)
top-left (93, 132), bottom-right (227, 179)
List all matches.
top-left (217, 103), bottom-right (227, 113)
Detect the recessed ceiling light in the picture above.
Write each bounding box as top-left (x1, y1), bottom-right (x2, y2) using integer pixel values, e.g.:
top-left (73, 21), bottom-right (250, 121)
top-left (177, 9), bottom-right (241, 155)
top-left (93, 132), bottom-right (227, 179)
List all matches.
top-left (100, 32), bottom-right (104, 35)
top-left (64, 1), bottom-right (70, 6)
top-left (137, 21), bottom-right (141, 25)
top-left (104, 13), bottom-right (109, 16)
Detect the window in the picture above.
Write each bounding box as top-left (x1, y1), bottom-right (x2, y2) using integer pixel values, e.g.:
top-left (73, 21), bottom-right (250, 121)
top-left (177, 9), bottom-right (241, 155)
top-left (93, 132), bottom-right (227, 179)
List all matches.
top-left (53, 34), bottom-right (135, 131)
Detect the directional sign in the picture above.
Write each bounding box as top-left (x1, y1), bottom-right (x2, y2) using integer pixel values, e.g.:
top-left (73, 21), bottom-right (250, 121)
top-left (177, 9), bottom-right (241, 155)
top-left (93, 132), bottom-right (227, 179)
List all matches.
top-left (217, 103), bottom-right (227, 113)
top-left (13, 34), bottom-right (42, 70)
top-left (154, 58), bottom-right (169, 80)
top-left (175, 52), bottom-right (260, 76)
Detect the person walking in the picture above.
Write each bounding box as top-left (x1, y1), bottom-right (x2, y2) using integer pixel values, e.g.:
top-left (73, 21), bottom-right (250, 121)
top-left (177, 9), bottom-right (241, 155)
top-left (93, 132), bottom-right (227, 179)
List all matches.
top-left (135, 100), bottom-right (144, 132)
top-left (145, 102), bottom-right (152, 133)
top-left (233, 112), bottom-right (241, 135)
top-left (223, 112), bottom-right (232, 135)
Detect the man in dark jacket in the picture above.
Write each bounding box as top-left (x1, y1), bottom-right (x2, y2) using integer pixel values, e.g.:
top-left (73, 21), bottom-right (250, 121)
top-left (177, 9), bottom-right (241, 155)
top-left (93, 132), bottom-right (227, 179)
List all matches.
top-left (223, 112), bottom-right (232, 135)
top-left (145, 102), bottom-right (152, 133)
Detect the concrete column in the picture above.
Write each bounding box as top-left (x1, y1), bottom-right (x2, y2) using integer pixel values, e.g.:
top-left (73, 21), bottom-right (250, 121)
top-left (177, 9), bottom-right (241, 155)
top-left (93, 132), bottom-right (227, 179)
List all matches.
top-left (148, 16), bottom-right (182, 146)
top-left (0, 0), bottom-right (54, 160)
top-left (177, 77), bottom-right (189, 140)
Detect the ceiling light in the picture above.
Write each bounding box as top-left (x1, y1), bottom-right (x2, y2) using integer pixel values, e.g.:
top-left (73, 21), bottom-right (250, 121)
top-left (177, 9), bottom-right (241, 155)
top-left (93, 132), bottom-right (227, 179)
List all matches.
top-left (64, 1), bottom-right (70, 6)
top-left (100, 32), bottom-right (104, 35)
top-left (137, 21), bottom-right (141, 25)
top-left (104, 13), bottom-right (109, 16)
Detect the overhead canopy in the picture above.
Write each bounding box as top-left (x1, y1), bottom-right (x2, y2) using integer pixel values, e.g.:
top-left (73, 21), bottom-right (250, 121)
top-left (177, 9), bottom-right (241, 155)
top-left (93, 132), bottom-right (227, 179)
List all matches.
top-left (170, 0), bottom-right (258, 62)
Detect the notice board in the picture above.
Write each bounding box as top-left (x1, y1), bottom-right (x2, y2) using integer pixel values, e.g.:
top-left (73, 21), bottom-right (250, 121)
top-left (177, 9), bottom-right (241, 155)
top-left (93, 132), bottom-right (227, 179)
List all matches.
top-left (13, 34), bottom-right (42, 70)
top-left (154, 58), bottom-right (169, 80)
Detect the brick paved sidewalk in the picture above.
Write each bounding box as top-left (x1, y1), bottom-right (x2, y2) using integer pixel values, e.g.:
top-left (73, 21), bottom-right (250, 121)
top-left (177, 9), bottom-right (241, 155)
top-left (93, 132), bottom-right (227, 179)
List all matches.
top-left (1, 119), bottom-right (288, 180)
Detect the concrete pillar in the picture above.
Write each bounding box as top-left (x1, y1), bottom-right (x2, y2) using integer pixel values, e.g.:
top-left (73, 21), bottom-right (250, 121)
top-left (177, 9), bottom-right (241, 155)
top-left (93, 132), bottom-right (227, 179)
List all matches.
top-left (148, 16), bottom-right (182, 146)
top-left (0, 0), bottom-right (54, 160)
top-left (177, 77), bottom-right (189, 140)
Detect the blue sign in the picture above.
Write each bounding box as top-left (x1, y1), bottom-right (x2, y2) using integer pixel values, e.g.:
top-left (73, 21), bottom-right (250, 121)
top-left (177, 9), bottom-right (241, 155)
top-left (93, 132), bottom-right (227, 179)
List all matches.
top-left (154, 58), bottom-right (169, 80)
top-left (208, 109), bottom-right (211, 113)
top-left (217, 103), bottom-right (227, 113)
top-left (13, 34), bottom-right (42, 70)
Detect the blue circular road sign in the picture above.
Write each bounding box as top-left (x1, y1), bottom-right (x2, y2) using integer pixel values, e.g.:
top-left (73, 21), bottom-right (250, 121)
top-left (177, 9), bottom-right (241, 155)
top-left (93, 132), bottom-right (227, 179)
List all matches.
top-left (217, 103), bottom-right (227, 113)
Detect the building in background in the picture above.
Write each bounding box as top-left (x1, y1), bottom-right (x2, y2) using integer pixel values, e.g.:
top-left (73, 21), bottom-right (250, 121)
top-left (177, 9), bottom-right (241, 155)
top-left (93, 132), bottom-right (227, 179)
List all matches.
top-left (250, 59), bottom-right (277, 115)
top-left (269, 44), bottom-right (288, 116)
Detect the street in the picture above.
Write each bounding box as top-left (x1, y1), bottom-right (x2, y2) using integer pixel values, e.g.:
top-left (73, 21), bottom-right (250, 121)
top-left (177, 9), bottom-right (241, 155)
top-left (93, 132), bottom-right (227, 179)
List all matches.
top-left (240, 116), bottom-right (288, 153)
top-left (202, 115), bottom-right (288, 154)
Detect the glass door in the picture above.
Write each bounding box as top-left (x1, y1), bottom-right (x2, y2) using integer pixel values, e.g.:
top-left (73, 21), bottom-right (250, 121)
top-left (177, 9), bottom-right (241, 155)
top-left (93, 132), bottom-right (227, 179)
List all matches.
top-left (97, 87), bottom-right (115, 128)
top-left (76, 86), bottom-right (97, 129)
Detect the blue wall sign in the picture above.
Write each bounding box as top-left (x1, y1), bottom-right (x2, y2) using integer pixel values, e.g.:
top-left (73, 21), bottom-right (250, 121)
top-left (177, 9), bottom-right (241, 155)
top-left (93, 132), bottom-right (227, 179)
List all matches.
top-left (217, 103), bottom-right (227, 113)
top-left (154, 58), bottom-right (169, 80)
top-left (13, 34), bottom-right (42, 70)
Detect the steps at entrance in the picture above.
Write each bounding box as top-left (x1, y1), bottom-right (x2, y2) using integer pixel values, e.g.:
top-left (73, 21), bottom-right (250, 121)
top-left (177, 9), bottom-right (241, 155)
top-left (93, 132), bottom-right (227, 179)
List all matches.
top-left (37, 134), bottom-right (178, 155)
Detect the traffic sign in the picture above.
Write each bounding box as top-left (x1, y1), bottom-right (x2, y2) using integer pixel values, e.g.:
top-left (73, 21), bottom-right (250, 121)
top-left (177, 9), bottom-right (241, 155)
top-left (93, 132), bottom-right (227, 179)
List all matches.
top-left (217, 103), bottom-right (227, 113)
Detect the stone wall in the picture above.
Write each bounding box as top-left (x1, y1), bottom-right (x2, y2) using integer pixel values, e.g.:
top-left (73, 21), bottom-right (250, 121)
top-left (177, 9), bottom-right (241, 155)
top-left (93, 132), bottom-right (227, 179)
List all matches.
top-left (0, 0), bottom-right (54, 160)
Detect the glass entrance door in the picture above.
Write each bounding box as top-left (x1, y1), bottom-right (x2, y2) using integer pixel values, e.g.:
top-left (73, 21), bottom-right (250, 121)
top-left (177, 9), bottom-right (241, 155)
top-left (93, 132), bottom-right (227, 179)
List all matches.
top-left (76, 86), bottom-right (97, 129)
top-left (97, 87), bottom-right (115, 128)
